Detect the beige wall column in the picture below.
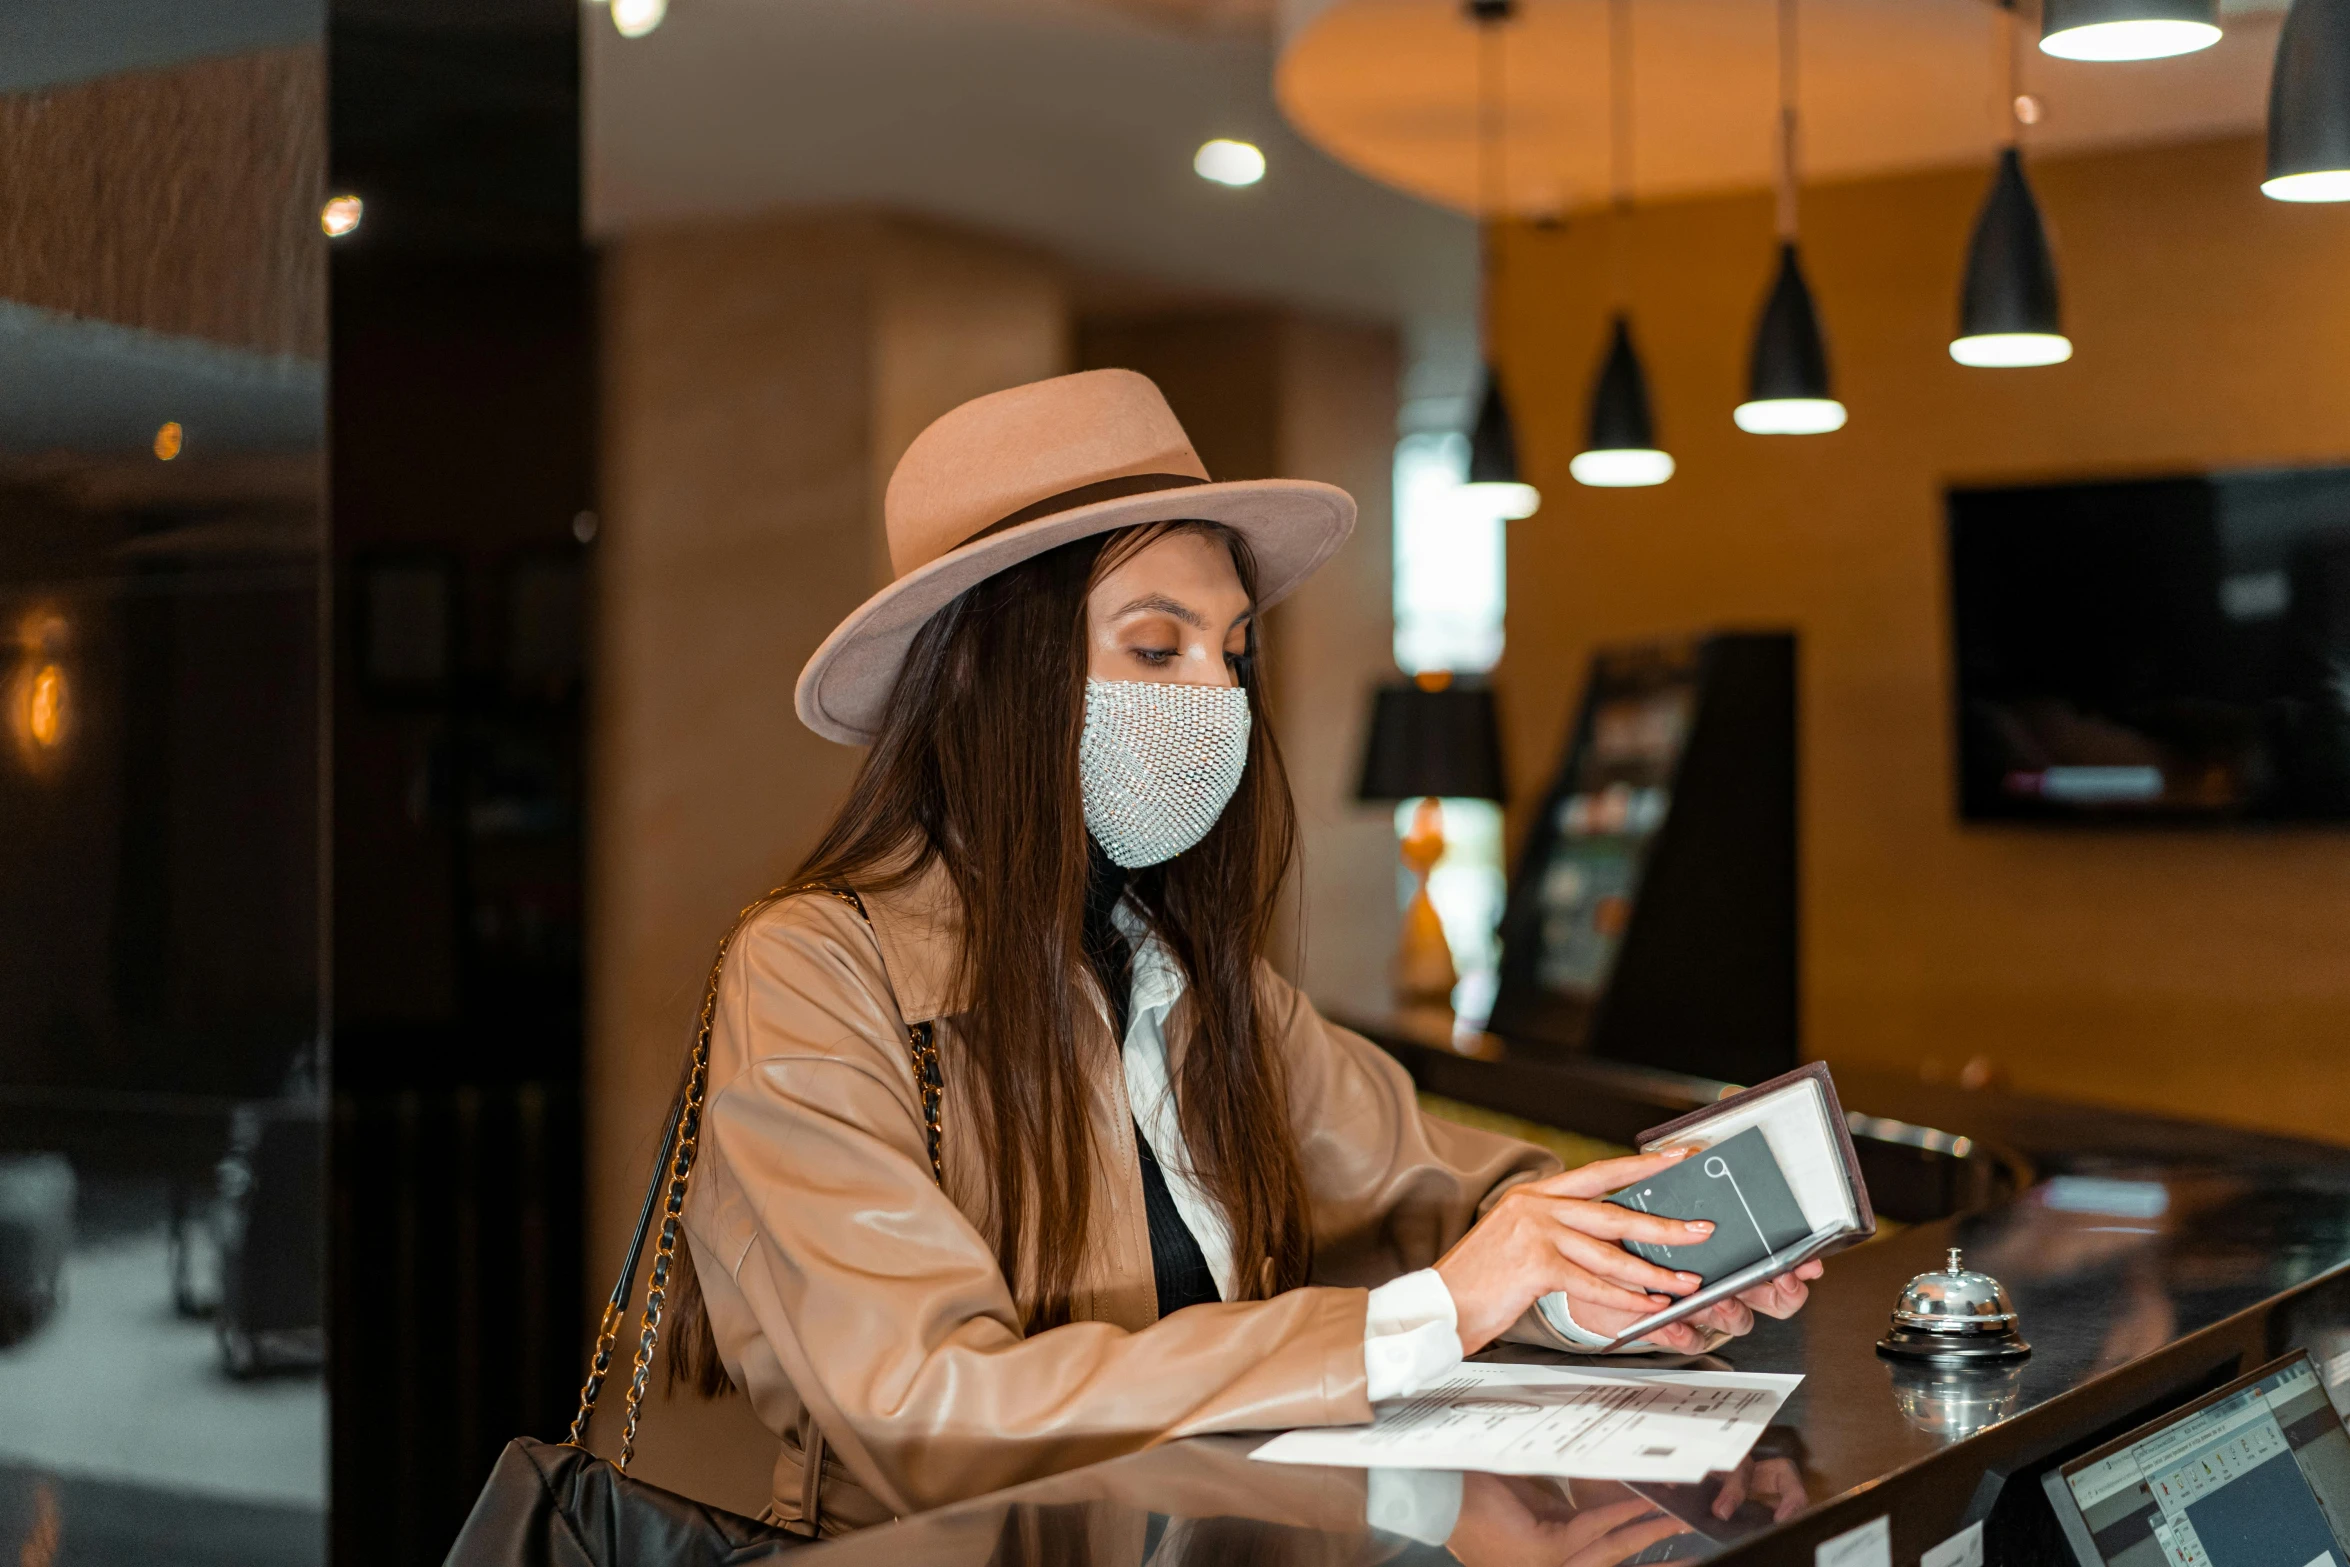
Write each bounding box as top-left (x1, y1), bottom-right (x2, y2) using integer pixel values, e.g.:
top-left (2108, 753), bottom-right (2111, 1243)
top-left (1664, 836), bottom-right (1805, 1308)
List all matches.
top-left (591, 209), bottom-right (1065, 1508)
top-left (1268, 317), bottom-right (1403, 1013)
top-left (1078, 309), bottom-right (1403, 1012)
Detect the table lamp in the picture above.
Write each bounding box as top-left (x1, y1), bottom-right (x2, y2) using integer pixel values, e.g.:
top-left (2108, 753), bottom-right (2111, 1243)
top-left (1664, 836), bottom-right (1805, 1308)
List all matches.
top-left (1355, 676), bottom-right (1506, 1028)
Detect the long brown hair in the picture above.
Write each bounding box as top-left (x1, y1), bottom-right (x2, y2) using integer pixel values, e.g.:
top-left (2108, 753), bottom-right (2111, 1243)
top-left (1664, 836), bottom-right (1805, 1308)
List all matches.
top-left (668, 520), bottom-right (1312, 1394)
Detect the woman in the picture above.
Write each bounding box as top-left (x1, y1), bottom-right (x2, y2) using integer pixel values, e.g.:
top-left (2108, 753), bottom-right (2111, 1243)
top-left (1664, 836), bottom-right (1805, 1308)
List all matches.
top-left (672, 370), bottom-right (1820, 1535)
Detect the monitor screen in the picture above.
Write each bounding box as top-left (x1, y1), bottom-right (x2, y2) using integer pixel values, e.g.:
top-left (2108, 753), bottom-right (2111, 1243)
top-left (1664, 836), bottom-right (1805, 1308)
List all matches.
top-left (2051, 1351), bottom-right (2350, 1567)
top-left (1948, 467), bottom-right (2350, 823)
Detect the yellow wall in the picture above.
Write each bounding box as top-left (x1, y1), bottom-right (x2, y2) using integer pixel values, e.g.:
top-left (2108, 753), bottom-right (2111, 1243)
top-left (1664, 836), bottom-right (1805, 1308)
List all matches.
top-left (1489, 134), bottom-right (2350, 1143)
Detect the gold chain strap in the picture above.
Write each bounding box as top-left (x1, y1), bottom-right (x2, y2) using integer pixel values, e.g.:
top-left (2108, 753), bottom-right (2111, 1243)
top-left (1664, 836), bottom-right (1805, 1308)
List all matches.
top-left (908, 1019), bottom-right (942, 1183)
top-left (565, 882), bottom-right (943, 1473)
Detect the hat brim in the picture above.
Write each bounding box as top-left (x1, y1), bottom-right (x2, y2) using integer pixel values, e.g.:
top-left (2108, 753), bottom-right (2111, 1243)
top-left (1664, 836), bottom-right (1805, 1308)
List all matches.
top-left (795, 478), bottom-right (1357, 744)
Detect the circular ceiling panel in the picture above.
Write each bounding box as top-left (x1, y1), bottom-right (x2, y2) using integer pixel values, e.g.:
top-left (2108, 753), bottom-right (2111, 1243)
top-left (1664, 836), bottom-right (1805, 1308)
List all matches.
top-left (1274, 0), bottom-right (2284, 218)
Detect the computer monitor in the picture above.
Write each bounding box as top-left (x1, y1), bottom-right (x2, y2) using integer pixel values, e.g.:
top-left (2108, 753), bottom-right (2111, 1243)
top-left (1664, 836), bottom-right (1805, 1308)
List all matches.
top-left (2045, 1350), bottom-right (2350, 1567)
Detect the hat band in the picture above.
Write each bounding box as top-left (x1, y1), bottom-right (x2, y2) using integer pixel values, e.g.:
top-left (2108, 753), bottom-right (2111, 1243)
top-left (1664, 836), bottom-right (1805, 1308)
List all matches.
top-left (960, 472), bottom-right (1208, 548)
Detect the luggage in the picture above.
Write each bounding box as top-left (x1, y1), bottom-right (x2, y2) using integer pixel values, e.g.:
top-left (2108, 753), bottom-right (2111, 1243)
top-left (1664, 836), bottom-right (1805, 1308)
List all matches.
top-left (214, 1101), bottom-right (324, 1376)
top-left (0, 1153), bottom-right (74, 1347)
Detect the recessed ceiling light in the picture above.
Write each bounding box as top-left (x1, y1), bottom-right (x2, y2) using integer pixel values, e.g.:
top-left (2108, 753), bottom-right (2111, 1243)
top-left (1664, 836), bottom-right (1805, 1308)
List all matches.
top-left (1194, 139), bottom-right (1266, 187)
top-left (320, 194), bottom-right (363, 237)
top-left (611, 0), bottom-right (667, 38)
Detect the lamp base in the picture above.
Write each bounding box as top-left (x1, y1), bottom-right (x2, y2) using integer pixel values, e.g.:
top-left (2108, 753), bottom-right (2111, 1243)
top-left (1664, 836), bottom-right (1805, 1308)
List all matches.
top-left (1393, 798), bottom-right (1456, 1018)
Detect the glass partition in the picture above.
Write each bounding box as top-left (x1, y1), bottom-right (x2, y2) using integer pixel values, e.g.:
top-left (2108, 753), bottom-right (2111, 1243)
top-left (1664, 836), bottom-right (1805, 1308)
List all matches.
top-left (0, 9), bottom-right (328, 1565)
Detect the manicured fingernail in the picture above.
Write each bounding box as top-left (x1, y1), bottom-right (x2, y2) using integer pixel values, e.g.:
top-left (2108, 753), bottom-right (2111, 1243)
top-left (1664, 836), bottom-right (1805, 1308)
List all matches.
top-left (1678, 1272), bottom-right (1701, 1285)
top-left (1685, 1221), bottom-right (1713, 1235)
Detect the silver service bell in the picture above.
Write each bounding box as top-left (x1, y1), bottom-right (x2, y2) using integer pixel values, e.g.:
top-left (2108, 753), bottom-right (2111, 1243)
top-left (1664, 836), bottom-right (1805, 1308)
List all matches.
top-left (1875, 1246), bottom-right (2031, 1363)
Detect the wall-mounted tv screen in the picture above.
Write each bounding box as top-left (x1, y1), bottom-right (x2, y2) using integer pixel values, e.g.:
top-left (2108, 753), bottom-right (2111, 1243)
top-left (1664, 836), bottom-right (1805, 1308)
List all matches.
top-left (1948, 467), bottom-right (2350, 823)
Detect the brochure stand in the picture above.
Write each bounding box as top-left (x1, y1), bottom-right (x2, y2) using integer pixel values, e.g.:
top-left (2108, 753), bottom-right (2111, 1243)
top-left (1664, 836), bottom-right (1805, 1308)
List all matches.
top-left (1488, 631), bottom-right (1797, 1085)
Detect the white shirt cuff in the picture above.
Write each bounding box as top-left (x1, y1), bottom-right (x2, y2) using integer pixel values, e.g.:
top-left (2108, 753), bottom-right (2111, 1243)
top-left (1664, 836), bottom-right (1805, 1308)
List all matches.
top-left (1539, 1290), bottom-right (1669, 1353)
top-left (1363, 1268), bottom-right (1463, 1401)
top-left (1365, 1467), bottom-right (1463, 1545)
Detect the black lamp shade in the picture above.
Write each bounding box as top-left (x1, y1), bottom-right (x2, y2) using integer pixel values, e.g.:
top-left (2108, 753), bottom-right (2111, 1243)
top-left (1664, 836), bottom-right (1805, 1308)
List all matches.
top-left (1959, 148), bottom-right (2062, 339)
top-left (1746, 243), bottom-right (1833, 403)
top-left (2268, 0), bottom-right (2350, 189)
top-left (1585, 315), bottom-right (1658, 452)
top-left (1467, 369), bottom-right (1522, 485)
top-left (1356, 683), bottom-right (1507, 803)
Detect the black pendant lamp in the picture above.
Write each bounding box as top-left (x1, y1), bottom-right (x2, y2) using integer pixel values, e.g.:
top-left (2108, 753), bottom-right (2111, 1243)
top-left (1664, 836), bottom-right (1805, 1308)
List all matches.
top-left (1952, 148), bottom-right (2070, 367)
top-left (2264, 0), bottom-right (2350, 203)
top-left (1738, 246), bottom-right (1844, 432)
top-left (1465, 369), bottom-right (1540, 518)
top-left (1461, 2), bottom-right (1540, 519)
top-left (1952, 6), bottom-right (2072, 369)
top-left (1573, 0), bottom-right (1672, 487)
top-left (1572, 316), bottom-right (1674, 487)
top-left (2040, 0), bottom-right (2219, 61)
top-left (1736, 0), bottom-right (1845, 435)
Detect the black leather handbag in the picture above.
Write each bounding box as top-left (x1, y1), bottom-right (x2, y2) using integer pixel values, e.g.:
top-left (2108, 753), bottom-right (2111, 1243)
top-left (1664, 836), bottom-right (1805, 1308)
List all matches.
top-left (444, 887), bottom-right (941, 1566)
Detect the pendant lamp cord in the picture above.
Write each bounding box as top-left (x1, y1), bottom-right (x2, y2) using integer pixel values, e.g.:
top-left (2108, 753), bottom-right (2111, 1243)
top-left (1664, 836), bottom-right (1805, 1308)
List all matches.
top-left (1475, 3), bottom-right (1506, 348)
top-left (1775, 0), bottom-right (1799, 242)
top-left (1608, 0), bottom-right (1633, 307)
top-left (2001, 0), bottom-right (2024, 149)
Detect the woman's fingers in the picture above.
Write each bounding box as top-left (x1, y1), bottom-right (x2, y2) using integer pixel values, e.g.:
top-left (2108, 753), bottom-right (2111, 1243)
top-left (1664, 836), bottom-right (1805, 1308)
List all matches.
top-left (1691, 1297), bottom-right (1755, 1337)
top-left (1635, 1319), bottom-right (1710, 1352)
top-left (1543, 1194), bottom-right (1715, 1253)
top-left (1555, 1496), bottom-right (1663, 1553)
top-left (1555, 1263), bottom-right (1679, 1319)
top-left (1533, 1148), bottom-right (1693, 1199)
top-left (1736, 1275), bottom-right (1809, 1318)
top-left (1753, 1458), bottom-right (1809, 1521)
top-left (1551, 1227), bottom-right (1700, 1298)
top-left (1567, 1512), bottom-right (1690, 1567)
top-left (1710, 1462), bottom-right (1750, 1520)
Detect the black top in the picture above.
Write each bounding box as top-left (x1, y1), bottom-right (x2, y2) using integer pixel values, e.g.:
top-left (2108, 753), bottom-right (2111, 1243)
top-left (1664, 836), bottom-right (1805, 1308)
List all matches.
top-left (1082, 840), bottom-right (1221, 1319)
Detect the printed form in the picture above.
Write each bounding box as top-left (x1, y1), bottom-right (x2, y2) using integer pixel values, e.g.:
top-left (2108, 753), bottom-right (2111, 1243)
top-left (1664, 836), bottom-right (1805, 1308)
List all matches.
top-left (1252, 1363), bottom-right (1801, 1483)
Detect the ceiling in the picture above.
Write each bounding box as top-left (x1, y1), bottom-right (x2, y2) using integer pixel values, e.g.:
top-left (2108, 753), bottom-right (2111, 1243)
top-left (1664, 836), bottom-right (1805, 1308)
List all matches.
top-left (0, 0), bottom-right (320, 95)
top-left (0, 301), bottom-right (321, 460)
top-left (589, 0), bottom-right (2300, 424)
top-left (1277, 0), bottom-right (2292, 218)
top-left (0, 2), bottom-right (327, 463)
top-left (585, 0), bottom-right (1479, 361)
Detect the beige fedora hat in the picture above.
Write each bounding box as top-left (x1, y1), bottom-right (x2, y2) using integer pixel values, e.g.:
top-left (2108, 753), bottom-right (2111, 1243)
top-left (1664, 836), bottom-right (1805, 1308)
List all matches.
top-left (795, 368), bottom-right (1356, 744)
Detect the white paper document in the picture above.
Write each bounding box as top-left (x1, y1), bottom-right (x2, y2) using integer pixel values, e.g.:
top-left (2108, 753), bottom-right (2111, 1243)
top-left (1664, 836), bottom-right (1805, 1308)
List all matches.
top-left (1251, 1362), bottom-right (1802, 1484)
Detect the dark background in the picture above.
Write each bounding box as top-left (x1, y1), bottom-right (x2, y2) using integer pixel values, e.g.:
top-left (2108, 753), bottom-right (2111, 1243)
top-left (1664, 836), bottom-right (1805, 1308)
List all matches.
top-left (328, 0), bottom-right (594, 1558)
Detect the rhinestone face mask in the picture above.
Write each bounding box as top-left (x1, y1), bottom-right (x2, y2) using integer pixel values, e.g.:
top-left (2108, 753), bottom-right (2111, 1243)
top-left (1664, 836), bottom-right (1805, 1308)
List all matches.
top-left (1078, 679), bottom-right (1253, 869)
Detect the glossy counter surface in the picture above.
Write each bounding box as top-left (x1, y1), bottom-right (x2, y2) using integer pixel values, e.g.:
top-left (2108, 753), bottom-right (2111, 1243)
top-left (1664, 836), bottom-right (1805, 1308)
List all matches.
top-left (795, 1039), bottom-right (2350, 1565)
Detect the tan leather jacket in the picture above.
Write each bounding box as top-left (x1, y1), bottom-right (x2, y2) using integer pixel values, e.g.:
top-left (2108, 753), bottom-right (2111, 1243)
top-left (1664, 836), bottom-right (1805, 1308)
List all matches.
top-left (682, 859), bottom-right (1574, 1533)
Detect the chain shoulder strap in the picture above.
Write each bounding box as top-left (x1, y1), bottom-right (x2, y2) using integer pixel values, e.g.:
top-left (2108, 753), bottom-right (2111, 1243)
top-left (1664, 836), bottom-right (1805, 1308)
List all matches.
top-left (564, 881), bottom-right (944, 1471)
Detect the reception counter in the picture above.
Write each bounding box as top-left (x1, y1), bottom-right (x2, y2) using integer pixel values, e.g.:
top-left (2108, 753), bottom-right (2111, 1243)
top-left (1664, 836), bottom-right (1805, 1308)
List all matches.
top-left (793, 1024), bottom-right (2350, 1565)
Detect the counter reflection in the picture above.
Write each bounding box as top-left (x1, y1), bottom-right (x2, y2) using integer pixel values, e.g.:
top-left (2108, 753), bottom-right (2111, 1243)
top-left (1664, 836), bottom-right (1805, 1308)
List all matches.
top-left (803, 1438), bottom-right (1810, 1567)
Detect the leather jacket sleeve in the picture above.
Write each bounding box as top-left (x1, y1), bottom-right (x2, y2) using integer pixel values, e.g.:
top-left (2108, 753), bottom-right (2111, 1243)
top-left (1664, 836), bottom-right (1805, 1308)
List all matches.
top-left (1264, 976), bottom-right (1669, 1355)
top-left (1263, 974), bottom-right (1564, 1285)
top-left (684, 897), bottom-right (1377, 1519)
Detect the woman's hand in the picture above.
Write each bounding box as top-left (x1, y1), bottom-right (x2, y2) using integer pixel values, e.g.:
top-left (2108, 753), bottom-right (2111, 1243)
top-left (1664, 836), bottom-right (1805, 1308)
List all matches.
top-left (1434, 1150), bottom-right (1717, 1355)
top-left (1708, 1455), bottom-right (1809, 1524)
top-left (1446, 1475), bottom-right (1692, 1567)
top-left (1566, 1256), bottom-right (1826, 1347)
